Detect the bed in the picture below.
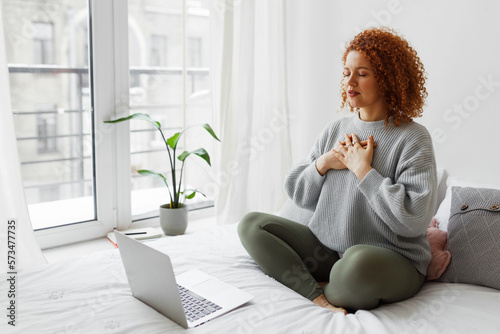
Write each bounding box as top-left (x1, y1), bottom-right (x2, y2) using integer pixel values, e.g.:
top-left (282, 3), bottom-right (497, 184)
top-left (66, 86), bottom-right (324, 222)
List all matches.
top-left (10, 173), bottom-right (500, 334)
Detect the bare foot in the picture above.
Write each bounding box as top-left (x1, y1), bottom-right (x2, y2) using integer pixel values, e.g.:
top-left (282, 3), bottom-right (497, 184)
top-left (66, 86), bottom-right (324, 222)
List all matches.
top-left (312, 294), bottom-right (347, 315)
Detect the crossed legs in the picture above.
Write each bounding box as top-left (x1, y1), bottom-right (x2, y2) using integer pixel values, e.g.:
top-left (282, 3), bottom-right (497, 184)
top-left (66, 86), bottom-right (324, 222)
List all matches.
top-left (238, 212), bottom-right (424, 312)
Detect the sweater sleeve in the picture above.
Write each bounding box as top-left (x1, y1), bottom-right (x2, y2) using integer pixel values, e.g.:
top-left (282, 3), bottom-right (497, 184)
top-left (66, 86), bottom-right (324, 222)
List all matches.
top-left (357, 130), bottom-right (438, 238)
top-left (283, 123), bottom-right (334, 211)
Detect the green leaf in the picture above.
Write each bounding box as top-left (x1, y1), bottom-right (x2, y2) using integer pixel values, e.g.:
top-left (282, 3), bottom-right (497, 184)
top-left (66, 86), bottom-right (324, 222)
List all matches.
top-left (104, 113), bottom-right (161, 129)
top-left (201, 124), bottom-right (220, 141)
top-left (167, 132), bottom-right (181, 150)
top-left (181, 188), bottom-right (207, 199)
top-left (137, 169), bottom-right (174, 204)
top-left (167, 124), bottom-right (219, 150)
top-left (137, 169), bottom-right (166, 182)
top-left (177, 148), bottom-right (211, 166)
top-left (182, 190), bottom-right (196, 199)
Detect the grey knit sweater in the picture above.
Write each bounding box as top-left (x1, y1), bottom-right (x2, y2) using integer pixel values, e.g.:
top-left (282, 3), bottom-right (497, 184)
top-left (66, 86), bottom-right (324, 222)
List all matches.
top-left (284, 115), bottom-right (437, 275)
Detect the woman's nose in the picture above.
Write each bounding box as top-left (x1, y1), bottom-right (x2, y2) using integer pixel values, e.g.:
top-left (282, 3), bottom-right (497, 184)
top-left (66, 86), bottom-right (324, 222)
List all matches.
top-left (346, 75), bottom-right (357, 87)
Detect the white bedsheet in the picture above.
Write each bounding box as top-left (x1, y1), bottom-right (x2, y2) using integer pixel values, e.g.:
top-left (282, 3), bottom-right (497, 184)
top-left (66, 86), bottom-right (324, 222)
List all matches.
top-left (7, 223), bottom-right (500, 334)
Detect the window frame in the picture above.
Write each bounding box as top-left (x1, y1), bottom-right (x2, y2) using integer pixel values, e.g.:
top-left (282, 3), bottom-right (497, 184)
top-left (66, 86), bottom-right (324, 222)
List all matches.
top-left (34, 0), bottom-right (132, 249)
top-left (32, 0), bottom-right (213, 249)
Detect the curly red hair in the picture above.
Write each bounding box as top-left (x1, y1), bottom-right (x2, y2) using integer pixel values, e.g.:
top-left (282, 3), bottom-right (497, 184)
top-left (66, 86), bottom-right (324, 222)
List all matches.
top-left (340, 27), bottom-right (427, 126)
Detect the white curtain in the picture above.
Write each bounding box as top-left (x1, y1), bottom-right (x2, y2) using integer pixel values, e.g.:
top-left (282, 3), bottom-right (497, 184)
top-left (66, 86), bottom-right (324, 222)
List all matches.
top-left (210, 0), bottom-right (292, 224)
top-left (0, 7), bottom-right (46, 269)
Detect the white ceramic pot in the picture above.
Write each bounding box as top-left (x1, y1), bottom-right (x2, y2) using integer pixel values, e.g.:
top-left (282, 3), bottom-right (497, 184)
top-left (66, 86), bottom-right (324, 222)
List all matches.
top-left (159, 204), bottom-right (188, 236)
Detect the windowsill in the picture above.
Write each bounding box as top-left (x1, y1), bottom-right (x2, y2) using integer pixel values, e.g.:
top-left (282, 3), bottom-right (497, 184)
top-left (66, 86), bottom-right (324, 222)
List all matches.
top-left (30, 187), bottom-right (213, 230)
top-left (42, 206), bottom-right (217, 264)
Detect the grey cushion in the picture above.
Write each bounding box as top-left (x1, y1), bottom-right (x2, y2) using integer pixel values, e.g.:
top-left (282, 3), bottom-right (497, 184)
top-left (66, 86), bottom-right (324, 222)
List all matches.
top-left (438, 186), bottom-right (500, 290)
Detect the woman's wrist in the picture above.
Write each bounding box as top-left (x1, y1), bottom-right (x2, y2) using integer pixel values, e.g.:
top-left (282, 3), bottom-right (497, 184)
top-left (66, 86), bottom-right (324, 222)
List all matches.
top-left (355, 165), bottom-right (372, 181)
top-left (315, 157), bottom-right (327, 176)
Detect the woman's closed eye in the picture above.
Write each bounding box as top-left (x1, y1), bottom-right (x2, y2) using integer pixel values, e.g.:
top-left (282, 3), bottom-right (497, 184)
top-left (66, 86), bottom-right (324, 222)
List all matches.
top-left (343, 72), bottom-right (367, 77)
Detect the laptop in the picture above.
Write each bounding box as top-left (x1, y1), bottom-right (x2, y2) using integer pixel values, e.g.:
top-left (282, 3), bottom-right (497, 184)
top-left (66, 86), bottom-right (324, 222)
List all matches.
top-left (115, 231), bottom-right (254, 328)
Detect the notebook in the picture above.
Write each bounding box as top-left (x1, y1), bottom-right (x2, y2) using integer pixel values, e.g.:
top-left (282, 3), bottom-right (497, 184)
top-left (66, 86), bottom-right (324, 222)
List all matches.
top-left (115, 231), bottom-right (254, 328)
top-left (107, 227), bottom-right (162, 248)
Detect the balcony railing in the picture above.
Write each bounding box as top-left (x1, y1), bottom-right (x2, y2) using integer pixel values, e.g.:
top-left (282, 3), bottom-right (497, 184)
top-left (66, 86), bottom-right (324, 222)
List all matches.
top-left (9, 63), bottom-right (209, 203)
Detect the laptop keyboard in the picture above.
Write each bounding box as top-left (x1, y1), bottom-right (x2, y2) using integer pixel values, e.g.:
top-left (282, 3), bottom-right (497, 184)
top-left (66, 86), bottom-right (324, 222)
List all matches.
top-left (178, 285), bottom-right (222, 322)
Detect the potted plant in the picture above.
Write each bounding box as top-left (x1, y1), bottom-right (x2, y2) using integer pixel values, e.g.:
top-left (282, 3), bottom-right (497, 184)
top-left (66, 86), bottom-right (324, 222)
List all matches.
top-left (104, 113), bottom-right (220, 235)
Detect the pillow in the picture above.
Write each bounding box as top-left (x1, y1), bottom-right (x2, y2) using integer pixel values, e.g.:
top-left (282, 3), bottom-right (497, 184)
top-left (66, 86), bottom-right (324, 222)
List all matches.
top-left (437, 186), bottom-right (500, 290)
top-left (425, 218), bottom-right (451, 281)
top-left (433, 177), bottom-right (500, 231)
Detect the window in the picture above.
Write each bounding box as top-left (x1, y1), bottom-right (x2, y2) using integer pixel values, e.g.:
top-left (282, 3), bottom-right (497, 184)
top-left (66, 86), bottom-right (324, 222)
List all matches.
top-left (36, 105), bottom-right (58, 154)
top-left (188, 37), bottom-right (202, 67)
top-left (33, 22), bottom-right (54, 64)
top-left (3, 0), bottom-right (213, 248)
top-left (150, 34), bottom-right (168, 67)
top-left (128, 0), bottom-right (213, 221)
top-left (5, 0), bottom-right (95, 238)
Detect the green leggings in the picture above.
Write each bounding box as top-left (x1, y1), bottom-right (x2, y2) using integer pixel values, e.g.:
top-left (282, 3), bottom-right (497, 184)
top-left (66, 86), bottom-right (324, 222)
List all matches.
top-left (237, 212), bottom-right (425, 311)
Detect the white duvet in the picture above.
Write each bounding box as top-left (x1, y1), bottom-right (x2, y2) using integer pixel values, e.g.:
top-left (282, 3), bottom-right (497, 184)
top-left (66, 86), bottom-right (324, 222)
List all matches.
top-left (5, 223), bottom-right (500, 334)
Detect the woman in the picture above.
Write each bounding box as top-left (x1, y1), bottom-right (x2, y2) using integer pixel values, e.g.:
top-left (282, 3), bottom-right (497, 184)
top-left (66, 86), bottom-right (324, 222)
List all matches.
top-left (238, 27), bottom-right (437, 313)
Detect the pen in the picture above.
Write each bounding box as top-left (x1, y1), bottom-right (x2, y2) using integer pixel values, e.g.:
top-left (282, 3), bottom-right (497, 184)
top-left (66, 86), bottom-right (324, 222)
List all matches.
top-left (125, 232), bottom-right (147, 235)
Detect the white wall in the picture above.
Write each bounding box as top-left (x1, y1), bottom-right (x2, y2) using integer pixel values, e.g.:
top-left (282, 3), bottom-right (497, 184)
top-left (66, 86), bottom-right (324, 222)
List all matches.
top-left (287, 0), bottom-right (500, 185)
